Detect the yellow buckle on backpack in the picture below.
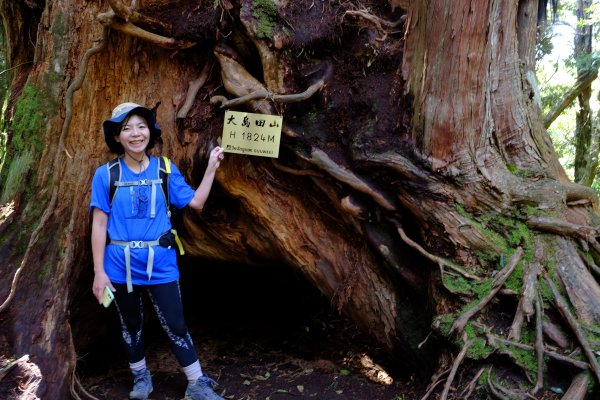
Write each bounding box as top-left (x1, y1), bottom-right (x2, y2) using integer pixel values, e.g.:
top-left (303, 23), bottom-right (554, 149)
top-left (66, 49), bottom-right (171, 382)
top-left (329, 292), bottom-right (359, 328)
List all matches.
top-left (171, 229), bottom-right (185, 255)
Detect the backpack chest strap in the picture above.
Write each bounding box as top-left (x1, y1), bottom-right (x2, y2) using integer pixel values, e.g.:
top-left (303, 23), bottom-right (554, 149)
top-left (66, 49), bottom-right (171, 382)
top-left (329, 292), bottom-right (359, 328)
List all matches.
top-left (113, 178), bottom-right (163, 218)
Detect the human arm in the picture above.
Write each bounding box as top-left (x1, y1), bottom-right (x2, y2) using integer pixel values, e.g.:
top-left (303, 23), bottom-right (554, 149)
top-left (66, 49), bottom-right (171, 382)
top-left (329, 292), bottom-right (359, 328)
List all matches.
top-left (91, 207), bottom-right (115, 303)
top-left (187, 146), bottom-right (224, 211)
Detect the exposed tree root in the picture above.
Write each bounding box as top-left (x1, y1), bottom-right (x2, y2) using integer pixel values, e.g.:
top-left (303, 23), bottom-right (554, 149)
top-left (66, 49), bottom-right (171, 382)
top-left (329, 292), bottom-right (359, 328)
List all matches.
top-left (508, 259), bottom-right (541, 340)
top-left (545, 274), bottom-right (600, 382)
top-left (210, 62), bottom-right (333, 109)
top-left (487, 368), bottom-right (535, 400)
top-left (177, 61), bottom-right (212, 118)
top-left (342, 8), bottom-right (405, 42)
top-left (561, 372), bottom-right (590, 400)
top-left (440, 334), bottom-right (474, 400)
top-left (107, 0), bottom-right (170, 31)
top-left (543, 320), bottom-right (570, 348)
top-left (451, 247), bottom-right (523, 334)
top-left (420, 368), bottom-right (449, 400)
top-left (526, 217), bottom-right (600, 254)
top-left (97, 10), bottom-right (194, 49)
top-left (308, 148), bottom-right (396, 211)
top-left (531, 294), bottom-right (544, 396)
top-left (70, 369), bottom-right (101, 400)
top-left (486, 333), bottom-right (589, 369)
top-left (0, 191), bottom-right (57, 313)
top-left (391, 218), bottom-right (482, 281)
top-left (271, 159), bottom-right (323, 177)
top-left (459, 367), bottom-right (485, 399)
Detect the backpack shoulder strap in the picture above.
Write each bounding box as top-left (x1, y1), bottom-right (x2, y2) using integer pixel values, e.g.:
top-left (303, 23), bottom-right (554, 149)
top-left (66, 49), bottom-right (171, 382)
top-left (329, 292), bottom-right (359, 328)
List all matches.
top-left (106, 157), bottom-right (121, 206)
top-left (158, 156), bottom-right (171, 214)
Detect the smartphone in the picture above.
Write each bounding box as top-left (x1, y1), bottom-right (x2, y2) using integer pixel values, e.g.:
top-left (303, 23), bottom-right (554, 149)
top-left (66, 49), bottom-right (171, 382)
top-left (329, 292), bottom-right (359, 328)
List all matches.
top-left (102, 286), bottom-right (114, 308)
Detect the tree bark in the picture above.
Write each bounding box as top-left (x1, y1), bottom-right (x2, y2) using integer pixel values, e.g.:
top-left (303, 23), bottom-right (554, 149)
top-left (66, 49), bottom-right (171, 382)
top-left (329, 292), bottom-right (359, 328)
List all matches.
top-left (1, 0), bottom-right (599, 398)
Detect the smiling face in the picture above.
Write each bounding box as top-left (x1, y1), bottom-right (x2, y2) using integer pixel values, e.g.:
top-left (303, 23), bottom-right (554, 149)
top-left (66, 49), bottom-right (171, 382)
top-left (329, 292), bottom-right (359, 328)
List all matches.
top-left (115, 114), bottom-right (150, 158)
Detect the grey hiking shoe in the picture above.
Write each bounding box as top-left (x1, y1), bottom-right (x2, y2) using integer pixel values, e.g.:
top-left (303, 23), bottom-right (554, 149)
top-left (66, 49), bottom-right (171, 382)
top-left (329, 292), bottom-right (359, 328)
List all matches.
top-left (184, 375), bottom-right (224, 400)
top-left (129, 368), bottom-right (153, 399)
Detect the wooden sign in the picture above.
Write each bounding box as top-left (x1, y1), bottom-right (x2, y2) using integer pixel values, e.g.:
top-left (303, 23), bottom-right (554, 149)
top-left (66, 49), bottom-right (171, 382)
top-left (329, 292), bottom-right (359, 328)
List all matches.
top-left (221, 110), bottom-right (282, 158)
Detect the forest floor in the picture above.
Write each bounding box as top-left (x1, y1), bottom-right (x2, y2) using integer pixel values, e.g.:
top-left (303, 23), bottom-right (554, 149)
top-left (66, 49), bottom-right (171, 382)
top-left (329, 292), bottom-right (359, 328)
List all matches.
top-left (79, 314), bottom-right (426, 400)
top-left (75, 262), bottom-right (430, 400)
top-left (74, 260), bottom-right (564, 400)
top-left (0, 264), bottom-right (566, 399)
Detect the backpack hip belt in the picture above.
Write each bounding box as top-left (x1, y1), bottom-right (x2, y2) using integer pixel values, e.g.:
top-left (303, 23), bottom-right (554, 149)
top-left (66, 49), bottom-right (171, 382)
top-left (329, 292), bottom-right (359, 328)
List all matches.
top-left (110, 239), bottom-right (161, 293)
top-left (110, 229), bottom-right (185, 293)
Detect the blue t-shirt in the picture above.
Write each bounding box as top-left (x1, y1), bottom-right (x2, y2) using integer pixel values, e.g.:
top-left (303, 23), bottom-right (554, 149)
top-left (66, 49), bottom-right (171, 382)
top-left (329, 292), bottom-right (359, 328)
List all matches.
top-left (90, 156), bottom-right (195, 285)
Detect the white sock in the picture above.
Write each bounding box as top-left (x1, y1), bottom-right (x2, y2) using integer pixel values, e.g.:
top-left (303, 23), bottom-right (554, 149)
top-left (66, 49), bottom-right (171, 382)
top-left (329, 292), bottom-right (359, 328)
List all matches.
top-left (130, 358), bottom-right (147, 372)
top-left (182, 361), bottom-right (203, 383)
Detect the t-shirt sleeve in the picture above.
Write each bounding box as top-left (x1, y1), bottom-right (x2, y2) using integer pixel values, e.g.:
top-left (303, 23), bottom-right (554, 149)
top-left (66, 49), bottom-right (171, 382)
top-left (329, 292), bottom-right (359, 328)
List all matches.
top-left (90, 165), bottom-right (111, 214)
top-left (168, 162), bottom-right (195, 209)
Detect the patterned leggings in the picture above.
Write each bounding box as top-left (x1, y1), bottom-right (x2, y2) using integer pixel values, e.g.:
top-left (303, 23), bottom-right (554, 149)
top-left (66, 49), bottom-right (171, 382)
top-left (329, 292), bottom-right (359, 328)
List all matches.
top-left (112, 280), bottom-right (198, 367)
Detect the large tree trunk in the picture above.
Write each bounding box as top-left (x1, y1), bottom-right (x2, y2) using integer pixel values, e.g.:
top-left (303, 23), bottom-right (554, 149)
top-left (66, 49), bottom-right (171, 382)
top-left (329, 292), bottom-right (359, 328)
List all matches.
top-left (1, 0), bottom-right (600, 398)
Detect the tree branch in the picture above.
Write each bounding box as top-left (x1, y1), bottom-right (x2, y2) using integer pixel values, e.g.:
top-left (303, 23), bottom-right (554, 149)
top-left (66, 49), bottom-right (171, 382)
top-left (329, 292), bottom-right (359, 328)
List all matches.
top-left (544, 70), bottom-right (598, 129)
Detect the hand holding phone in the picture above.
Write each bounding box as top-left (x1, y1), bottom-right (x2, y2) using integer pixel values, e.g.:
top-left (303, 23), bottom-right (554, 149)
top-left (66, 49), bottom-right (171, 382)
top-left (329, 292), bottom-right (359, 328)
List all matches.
top-left (102, 286), bottom-right (114, 308)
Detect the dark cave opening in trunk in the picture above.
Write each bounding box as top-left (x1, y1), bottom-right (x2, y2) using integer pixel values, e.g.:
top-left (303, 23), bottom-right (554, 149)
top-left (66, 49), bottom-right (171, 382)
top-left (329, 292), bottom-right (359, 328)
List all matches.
top-left (71, 257), bottom-right (415, 397)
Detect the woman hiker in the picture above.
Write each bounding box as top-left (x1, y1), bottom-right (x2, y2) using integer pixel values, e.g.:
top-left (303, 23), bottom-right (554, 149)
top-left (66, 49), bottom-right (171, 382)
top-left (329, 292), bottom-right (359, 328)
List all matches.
top-left (90, 102), bottom-right (225, 400)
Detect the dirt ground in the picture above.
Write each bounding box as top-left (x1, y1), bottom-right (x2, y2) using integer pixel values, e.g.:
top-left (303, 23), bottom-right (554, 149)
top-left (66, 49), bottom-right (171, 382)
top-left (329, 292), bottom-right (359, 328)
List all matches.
top-left (74, 263), bottom-right (426, 400)
top-left (79, 318), bottom-right (424, 400)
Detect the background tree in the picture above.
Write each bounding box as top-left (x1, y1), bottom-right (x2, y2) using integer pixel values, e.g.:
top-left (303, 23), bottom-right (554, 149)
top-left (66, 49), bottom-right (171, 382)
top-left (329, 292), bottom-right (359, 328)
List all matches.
top-left (2, 1), bottom-right (600, 399)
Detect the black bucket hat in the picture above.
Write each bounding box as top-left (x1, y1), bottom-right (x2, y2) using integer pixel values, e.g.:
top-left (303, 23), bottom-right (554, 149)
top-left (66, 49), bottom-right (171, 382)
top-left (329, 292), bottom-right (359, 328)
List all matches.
top-left (102, 102), bottom-right (162, 154)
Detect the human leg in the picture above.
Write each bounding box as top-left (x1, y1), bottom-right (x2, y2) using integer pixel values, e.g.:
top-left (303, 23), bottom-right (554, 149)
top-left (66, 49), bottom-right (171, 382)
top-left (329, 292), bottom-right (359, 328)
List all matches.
top-left (147, 281), bottom-right (223, 399)
top-left (113, 283), bottom-right (153, 399)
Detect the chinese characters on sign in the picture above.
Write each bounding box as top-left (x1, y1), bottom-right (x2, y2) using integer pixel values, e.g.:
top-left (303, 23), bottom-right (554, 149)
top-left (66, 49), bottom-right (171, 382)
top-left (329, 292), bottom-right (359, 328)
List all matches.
top-left (221, 110), bottom-right (282, 158)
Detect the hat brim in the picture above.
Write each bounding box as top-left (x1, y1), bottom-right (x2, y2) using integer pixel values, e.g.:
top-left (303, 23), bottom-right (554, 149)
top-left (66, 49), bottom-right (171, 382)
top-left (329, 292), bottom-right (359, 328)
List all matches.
top-left (102, 106), bottom-right (162, 145)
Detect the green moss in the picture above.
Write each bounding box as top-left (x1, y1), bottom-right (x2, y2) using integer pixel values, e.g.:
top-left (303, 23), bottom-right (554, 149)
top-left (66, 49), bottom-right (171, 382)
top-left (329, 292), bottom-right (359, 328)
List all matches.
top-left (506, 163), bottom-right (537, 178)
top-left (464, 323), bottom-right (494, 360)
top-left (252, 0), bottom-right (277, 39)
top-left (11, 82), bottom-right (45, 154)
top-left (0, 150), bottom-right (31, 203)
top-left (436, 313), bottom-right (456, 337)
top-left (442, 274), bottom-right (473, 295)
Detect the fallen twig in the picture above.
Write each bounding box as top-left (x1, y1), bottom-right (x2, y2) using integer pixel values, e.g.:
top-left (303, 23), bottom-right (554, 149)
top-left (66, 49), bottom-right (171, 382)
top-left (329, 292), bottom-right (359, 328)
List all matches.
top-left (545, 274), bottom-right (600, 382)
top-left (451, 248), bottom-right (523, 334)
